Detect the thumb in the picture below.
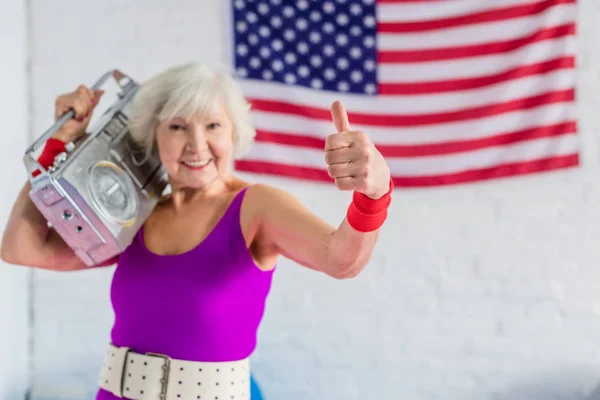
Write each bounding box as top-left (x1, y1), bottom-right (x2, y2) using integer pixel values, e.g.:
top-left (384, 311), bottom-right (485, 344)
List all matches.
top-left (93, 89), bottom-right (105, 103)
top-left (331, 100), bottom-right (351, 133)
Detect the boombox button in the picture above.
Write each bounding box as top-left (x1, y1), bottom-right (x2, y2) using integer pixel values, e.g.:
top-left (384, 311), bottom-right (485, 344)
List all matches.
top-left (53, 152), bottom-right (68, 166)
top-left (37, 185), bottom-right (64, 206)
top-left (61, 210), bottom-right (73, 220)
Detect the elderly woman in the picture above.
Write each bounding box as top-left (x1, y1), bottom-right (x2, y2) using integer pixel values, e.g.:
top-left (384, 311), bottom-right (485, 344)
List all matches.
top-left (1, 63), bottom-right (393, 400)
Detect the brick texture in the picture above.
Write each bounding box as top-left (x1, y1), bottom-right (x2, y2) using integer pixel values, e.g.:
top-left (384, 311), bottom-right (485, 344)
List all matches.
top-left (25, 1), bottom-right (600, 399)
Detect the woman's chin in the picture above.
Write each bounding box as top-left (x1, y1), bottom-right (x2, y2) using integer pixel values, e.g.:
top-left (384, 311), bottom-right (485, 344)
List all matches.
top-left (172, 173), bottom-right (221, 191)
top-left (166, 162), bottom-right (232, 191)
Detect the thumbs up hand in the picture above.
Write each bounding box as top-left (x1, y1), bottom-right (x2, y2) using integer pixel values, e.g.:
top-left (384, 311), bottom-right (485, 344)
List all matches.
top-left (325, 101), bottom-right (391, 199)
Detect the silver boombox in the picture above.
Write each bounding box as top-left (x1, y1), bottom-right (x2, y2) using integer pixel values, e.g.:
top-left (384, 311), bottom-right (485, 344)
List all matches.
top-left (24, 69), bottom-right (169, 266)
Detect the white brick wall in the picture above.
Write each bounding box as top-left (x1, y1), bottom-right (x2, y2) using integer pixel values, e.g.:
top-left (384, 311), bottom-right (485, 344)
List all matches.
top-left (16, 0), bottom-right (600, 399)
top-left (0, 0), bottom-right (31, 399)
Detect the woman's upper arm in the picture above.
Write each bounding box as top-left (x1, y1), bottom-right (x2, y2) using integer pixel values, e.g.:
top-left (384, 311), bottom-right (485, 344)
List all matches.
top-left (248, 184), bottom-right (336, 273)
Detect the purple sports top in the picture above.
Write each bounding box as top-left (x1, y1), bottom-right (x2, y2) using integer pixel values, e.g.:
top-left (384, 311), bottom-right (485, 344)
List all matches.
top-left (96, 187), bottom-right (275, 399)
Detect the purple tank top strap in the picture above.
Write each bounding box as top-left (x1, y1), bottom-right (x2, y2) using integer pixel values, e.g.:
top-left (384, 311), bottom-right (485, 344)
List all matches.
top-left (221, 186), bottom-right (251, 251)
top-left (226, 186), bottom-right (250, 224)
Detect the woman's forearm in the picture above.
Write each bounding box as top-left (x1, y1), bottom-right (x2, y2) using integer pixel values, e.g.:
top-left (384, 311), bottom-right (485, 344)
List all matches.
top-left (326, 219), bottom-right (380, 278)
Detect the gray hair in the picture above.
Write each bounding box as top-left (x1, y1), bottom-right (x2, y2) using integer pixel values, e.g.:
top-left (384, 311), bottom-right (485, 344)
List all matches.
top-left (127, 63), bottom-right (255, 160)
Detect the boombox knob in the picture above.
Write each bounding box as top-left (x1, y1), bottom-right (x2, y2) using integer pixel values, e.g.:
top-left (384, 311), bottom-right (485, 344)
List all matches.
top-left (53, 152), bottom-right (68, 167)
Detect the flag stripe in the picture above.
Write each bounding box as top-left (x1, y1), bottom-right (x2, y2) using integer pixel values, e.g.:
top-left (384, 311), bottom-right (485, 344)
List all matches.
top-left (377, 0), bottom-right (561, 23)
top-left (248, 89), bottom-right (573, 127)
top-left (250, 102), bottom-right (575, 145)
top-left (242, 69), bottom-right (574, 112)
top-left (241, 134), bottom-right (579, 176)
top-left (379, 36), bottom-right (574, 83)
top-left (378, 0), bottom-right (574, 32)
top-left (236, 153), bottom-right (579, 187)
top-left (378, 2), bottom-right (573, 49)
top-left (380, 57), bottom-right (574, 94)
top-left (255, 121), bottom-right (576, 157)
top-left (379, 23), bottom-right (575, 63)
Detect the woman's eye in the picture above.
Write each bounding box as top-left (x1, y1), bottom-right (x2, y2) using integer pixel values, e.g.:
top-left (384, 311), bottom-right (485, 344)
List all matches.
top-left (207, 123), bottom-right (220, 129)
top-left (169, 124), bottom-right (184, 131)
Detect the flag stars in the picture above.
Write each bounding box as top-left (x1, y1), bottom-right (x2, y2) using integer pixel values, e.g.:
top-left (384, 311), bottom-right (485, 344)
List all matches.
top-left (350, 4), bottom-right (362, 15)
top-left (270, 16), bottom-right (282, 28)
top-left (284, 29), bottom-right (296, 41)
top-left (257, 3), bottom-right (270, 15)
top-left (246, 12), bottom-right (258, 23)
top-left (323, 22), bottom-right (335, 34)
top-left (336, 34), bottom-right (349, 46)
top-left (259, 46), bottom-right (271, 58)
top-left (298, 65), bottom-right (310, 78)
top-left (259, 26), bottom-right (270, 38)
top-left (262, 70), bottom-right (273, 80)
top-left (336, 14), bottom-right (349, 26)
top-left (323, 44), bottom-right (335, 57)
top-left (233, 0), bottom-right (377, 94)
top-left (271, 59), bottom-right (284, 72)
top-left (248, 34), bottom-right (259, 45)
top-left (249, 57), bottom-right (261, 69)
top-left (337, 58), bottom-right (349, 70)
top-left (324, 68), bottom-right (336, 81)
top-left (351, 70), bottom-right (363, 83)
top-left (297, 0), bottom-right (309, 10)
top-left (309, 32), bottom-right (321, 44)
top-left (296, 18), bottom-right (309, 31)
top-left (309, 11), bottom-right (322, 22)
top-left (271, 39), bottom-right (283, 51)
top-left (364, 15), bottom-right (375, 27)
top-left (283, 6), bottom-right (295, 18)
top-left (311, 79), bottom-right (323, 89)
top-left (350, 47), bottom-right (362, 59)
top-left (285, 52), bottom-right (297, 64)
top-left (297, 42), bottom-right (310, 54)
top-left (284, 74), bottom-right (297, 84)
top-left (337, 81), bottom-right (350, 92)
top-left (236, 21), bottom-right (247, 33)
top-left (236, 44), bottom-right (248, 56)
top-left (350, 25), bottom-right (362, 36)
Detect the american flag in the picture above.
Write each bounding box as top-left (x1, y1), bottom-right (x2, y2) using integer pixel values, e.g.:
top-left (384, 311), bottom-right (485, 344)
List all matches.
top-left (228, 0), bottom-right (578, 187)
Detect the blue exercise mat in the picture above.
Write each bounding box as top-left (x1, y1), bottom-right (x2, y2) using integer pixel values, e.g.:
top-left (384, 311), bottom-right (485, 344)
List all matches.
top-left (250, 374), bottom-right (263, 399)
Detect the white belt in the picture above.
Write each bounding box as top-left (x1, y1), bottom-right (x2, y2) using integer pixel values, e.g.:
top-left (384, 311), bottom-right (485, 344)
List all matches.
top-left (98, 344), bottom-right (251, 400)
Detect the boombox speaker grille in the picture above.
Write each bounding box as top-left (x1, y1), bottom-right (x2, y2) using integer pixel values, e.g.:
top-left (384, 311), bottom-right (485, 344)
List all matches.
top-left (87, 161), bottom-right (139, 226)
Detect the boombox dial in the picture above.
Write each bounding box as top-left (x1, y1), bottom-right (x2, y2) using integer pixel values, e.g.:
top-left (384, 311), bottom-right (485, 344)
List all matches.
top-left (87, 161), bottom-right (139, 226)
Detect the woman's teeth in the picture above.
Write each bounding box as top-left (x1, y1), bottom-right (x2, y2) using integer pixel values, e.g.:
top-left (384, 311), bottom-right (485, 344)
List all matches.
top-left (183, 160), bottom-right (211, 168)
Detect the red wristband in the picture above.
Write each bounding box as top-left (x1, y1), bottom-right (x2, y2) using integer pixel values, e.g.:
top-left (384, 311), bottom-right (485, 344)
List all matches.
top-left (32, 138), bottom-right (65, 177)
top-left (346, 179), bottom-right (394, 232)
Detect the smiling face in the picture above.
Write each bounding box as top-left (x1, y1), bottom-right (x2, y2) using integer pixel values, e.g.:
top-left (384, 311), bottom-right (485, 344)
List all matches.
top-left (127, 63), bottom-right (258, 193)
top-left (154, 102), bottom-right (235, 191)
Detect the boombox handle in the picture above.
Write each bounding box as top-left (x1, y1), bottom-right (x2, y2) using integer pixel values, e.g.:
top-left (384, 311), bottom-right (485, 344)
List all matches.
top-left (23, 69), bottom-right (134, 180)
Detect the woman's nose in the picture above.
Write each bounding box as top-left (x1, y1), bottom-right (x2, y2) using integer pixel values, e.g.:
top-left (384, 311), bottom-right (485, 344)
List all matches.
top-left (187, 128), bottom-right (208, 152)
